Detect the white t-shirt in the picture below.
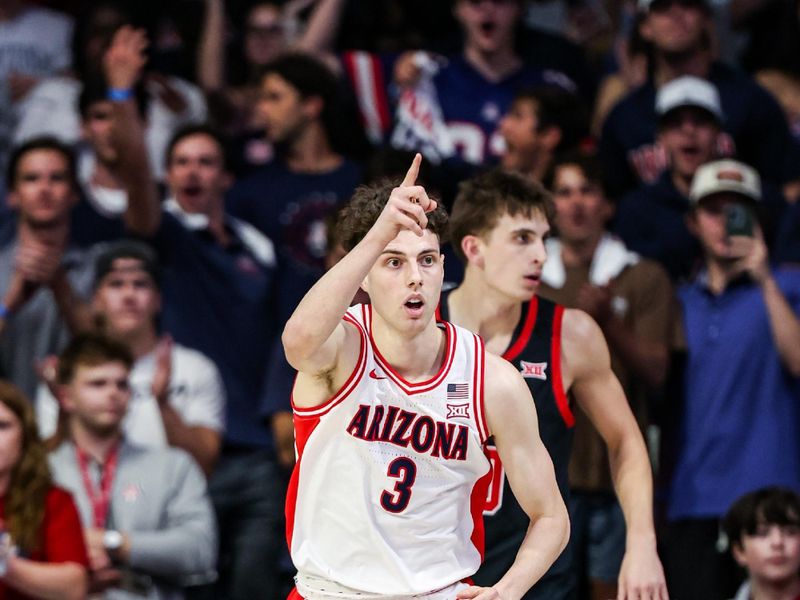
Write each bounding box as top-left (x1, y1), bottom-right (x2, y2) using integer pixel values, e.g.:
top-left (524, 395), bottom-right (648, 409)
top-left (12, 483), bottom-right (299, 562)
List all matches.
top-left (0, 7), bottom-right (72, 165)
top-left (36, 343), bottom-right (226, 447)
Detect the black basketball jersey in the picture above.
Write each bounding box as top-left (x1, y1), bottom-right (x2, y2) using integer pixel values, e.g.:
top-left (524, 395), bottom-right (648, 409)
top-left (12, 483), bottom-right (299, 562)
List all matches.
top-left (438, 291), bottom-right (576, 599)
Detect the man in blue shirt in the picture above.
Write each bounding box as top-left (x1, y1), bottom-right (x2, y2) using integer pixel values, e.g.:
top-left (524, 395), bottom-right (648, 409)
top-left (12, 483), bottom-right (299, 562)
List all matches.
top-left (666, 158), bottom-right (800, 598)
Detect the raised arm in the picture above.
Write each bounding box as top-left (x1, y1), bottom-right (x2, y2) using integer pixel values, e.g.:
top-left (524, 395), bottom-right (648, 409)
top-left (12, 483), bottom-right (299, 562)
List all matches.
top-left (197, 0), bottom-right (226, 92)
top-left (459, 354), bottom-right (569, 600)
top-left (291, 0), bottom-right (348, 56)
top-left (103, 26), bottom-right (162, 236)
top-left (563, 308), bottom-right (667, 600)
top-left (282, 154), bottom-right (435, 405)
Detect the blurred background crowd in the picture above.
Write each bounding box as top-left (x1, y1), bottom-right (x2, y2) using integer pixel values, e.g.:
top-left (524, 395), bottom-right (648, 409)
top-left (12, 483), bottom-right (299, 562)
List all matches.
top-left (0, 0), bottom-right (799, 598)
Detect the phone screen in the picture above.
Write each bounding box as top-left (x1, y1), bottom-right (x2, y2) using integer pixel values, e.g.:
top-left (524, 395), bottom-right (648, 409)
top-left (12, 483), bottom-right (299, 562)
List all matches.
top-left (725, 203), bottom-right (754, 237)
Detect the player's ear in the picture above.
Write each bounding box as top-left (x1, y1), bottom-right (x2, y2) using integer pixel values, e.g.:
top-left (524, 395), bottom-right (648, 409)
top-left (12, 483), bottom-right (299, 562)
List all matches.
top-left (461, 235), bottom-right (485, 268)
top-left (730, 541), bottom-right (748, 568)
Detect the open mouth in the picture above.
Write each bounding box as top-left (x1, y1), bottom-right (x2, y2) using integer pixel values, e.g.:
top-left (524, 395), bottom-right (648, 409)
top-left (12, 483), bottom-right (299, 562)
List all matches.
top-left (480, 21), bottom-right (497, 35)
top-left (523, 274), bottom-right (541, 284)
top-left (182, 185), bottom-right (203, 199)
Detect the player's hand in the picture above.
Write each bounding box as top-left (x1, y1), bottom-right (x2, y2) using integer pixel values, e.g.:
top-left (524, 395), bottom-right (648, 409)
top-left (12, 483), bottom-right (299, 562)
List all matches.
top-left (617, 543), bottom-right (668, 600)
top-left (455, 585), bottom-right (505, 600)
top-left (369, 153), bottom-right (437, 244)
top-left (104, 25), bottom-right (148, 90)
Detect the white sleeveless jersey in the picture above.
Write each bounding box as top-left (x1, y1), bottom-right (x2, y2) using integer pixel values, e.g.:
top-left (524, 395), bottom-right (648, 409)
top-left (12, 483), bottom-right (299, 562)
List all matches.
top-left (287, 304), bottom-right (492, 598)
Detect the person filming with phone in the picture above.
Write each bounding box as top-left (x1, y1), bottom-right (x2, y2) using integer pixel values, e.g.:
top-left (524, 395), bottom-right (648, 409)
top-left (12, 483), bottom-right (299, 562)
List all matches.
top-left (663, 158), bottom-right (800, 598)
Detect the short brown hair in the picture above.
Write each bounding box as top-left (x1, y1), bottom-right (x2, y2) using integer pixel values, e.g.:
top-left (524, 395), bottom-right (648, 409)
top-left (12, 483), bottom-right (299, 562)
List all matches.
top-left (449, 170), bottom-right (554, 263)
top-left (337, 179), bottom-right (449, 252)
top-left (57, 334), bottom-right (134, 385)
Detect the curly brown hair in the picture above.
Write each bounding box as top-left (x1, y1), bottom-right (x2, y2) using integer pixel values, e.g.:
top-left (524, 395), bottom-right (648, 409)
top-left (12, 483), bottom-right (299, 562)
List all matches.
top-left (0, 381), bottom-right (52, 553)
top-left (336, 179), bottom-right (449, 252)
top-left (449, 170), bottom-right (554, 263)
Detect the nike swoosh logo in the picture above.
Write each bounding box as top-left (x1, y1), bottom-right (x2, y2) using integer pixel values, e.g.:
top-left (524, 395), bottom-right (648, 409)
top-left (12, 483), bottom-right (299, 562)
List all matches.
top-left (369, 369), bottom-right (387, 380)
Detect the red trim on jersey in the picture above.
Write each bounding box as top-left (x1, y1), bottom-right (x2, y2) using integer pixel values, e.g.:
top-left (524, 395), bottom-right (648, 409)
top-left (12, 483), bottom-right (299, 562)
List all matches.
top-left (288, 588), bottom-right (304, 600)
top-left (551, 305), bottom-right (575, 428)
top-left (435, 302), bottom-right (442, 322)
top-left (366, 305), bottom-right (457, 395)
top-left (469, 457), bottom-right (493, 561)
top-left (285, 414), bottom-right (323, 553)
top-left (291, 312), bottom-right (367, 418)
top-left (471, 334), bottom-right (489, 442)
top-left (502, 296), bottom-right (539, 363)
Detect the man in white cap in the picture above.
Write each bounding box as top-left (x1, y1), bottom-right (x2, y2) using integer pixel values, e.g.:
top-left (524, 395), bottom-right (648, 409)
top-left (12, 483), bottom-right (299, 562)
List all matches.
top-left (599, 0), bottom-right (800, 200)
top-left (664, 158), bottom-right (800, 598)
top-left (614, 76), bottom-right (723, 281)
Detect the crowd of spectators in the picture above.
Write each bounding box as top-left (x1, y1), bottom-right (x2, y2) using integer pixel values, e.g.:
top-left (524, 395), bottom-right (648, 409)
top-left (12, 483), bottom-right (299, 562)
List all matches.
top-left (0, 0), bottom-right (798, 598)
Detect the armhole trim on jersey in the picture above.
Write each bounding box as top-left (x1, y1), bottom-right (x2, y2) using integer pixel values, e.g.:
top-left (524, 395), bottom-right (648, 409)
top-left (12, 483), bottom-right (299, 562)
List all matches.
top-left (472, 333), bottom-right (489, 442)
top-left (368, 305), bottom-right (457, 395)
top-left (551, 305), bottom-right (575, 428)
top-left (503, 296), bottom-right (539, 363)
top-left (291, 312), bottom-right (368, 418)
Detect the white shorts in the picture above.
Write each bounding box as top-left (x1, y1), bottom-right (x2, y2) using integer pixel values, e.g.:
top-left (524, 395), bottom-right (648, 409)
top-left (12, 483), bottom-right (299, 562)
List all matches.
top-left (295, 573), bottom-right (471, 600)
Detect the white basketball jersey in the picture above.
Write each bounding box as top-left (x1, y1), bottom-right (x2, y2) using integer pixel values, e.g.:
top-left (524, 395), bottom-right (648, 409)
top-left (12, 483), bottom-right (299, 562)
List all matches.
top-left (287, 304), bottom-right (492, 598)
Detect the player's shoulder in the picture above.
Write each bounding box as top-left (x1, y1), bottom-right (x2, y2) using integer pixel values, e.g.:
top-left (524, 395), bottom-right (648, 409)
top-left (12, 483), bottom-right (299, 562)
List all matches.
top-left (561, 308), bottom-right (606, 359)
top-left (483, 352), bottom-right (527, 397)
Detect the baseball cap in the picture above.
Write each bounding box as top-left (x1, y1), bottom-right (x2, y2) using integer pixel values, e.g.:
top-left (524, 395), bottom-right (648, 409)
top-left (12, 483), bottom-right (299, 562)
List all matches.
top-left (94, 240), bottom-right (161, 289)
top-left (656, 76), bottom-right (723, 123)
top-left (689, 159), bottom-right (762, 204)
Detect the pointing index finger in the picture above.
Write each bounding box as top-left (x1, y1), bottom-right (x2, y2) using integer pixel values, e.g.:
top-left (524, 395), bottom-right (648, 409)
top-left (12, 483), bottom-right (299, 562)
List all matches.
top-left (401, 153), bottom-right (421, 187)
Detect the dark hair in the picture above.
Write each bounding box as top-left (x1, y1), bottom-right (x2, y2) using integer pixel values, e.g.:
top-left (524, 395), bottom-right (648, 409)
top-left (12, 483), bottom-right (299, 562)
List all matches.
top-left (57, 334), bottom-right (134, 386)
top-left (337, 179), bottom-right (449, 252)
top-left (165, 123), bottom-right (230, 171)
top-left (543, 150), bottom-right (609, 199)
top-left (0, 381), bottom-right (51, 554)
top-left (512, 86), bottom-right (588, 154)
top-left (449, 170), bottom-right (554, 263)
top-left (94, 239), bottom-right (161, 290)
top-left (6, 137), bottom-right (77, 192)
top-left (78, 72), bottom-right (149, 120)
top-left (259, 52), bottom-right (340, 139)
top-left (724, 487), bottom-right (800, 548)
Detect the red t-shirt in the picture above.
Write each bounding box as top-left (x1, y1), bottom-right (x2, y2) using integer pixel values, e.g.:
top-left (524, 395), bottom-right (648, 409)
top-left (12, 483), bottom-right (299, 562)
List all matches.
top-left (0, 486), bottom-right (89, 600)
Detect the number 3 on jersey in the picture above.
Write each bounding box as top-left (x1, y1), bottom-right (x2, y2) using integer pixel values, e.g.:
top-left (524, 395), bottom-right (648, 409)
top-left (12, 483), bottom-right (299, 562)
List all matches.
top-left (380, 457), bottom-right (417, 513)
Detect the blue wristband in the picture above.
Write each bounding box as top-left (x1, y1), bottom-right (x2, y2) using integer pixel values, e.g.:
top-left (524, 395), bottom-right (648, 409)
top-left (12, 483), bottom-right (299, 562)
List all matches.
top-left (107, 88), bottom-right (133, 102)
top-left (0, 304), bottom-right (9, 320)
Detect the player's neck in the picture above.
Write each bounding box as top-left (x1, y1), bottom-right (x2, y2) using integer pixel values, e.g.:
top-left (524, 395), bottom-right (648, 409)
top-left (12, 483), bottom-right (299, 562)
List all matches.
top-left (463, 44), bottom-right (522, 83)
top-left (750, 576), bottom-right (800, 600)
top-left (285, 123), bottom-right (343, 174)
top-left (704, 254), bottom-right (746, 294)
top-left (371, 315), bottom-right (446, 383)
top-left (449, 271), bottom-right (523, 341)
top-left (18, 217), bottom-right (69, 247)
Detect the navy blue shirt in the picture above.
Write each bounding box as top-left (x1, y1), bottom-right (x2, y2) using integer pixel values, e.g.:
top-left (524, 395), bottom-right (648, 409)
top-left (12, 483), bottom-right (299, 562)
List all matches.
top-left (614, 173), bottom-right (701, 282)
top-left (600, 62), bottom-right (800, 197)
top-left (434, 55), bottom-right (576, 166)
top-left (669, 269), bottom-right (800, 520)
top-left (148, 205), bottom-right (278, 449)
top-left (227, 158), bottom-right (362, 324)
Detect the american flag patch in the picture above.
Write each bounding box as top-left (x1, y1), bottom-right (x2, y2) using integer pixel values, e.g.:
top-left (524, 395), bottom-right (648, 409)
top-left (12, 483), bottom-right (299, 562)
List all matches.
top-left (447, 383), bottom-right (469, 400)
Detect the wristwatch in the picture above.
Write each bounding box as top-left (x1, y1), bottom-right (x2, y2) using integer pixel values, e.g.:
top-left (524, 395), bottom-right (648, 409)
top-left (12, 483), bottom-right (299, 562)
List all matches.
top-left (103, 529), bottom-right (124, 552)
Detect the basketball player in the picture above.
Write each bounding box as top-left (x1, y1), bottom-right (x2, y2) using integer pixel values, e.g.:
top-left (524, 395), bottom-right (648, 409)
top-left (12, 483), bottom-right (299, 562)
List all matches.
top-left (281, 154), bottom-right (569, 600)
top-left (440, 170), bottom-right (667, 599)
